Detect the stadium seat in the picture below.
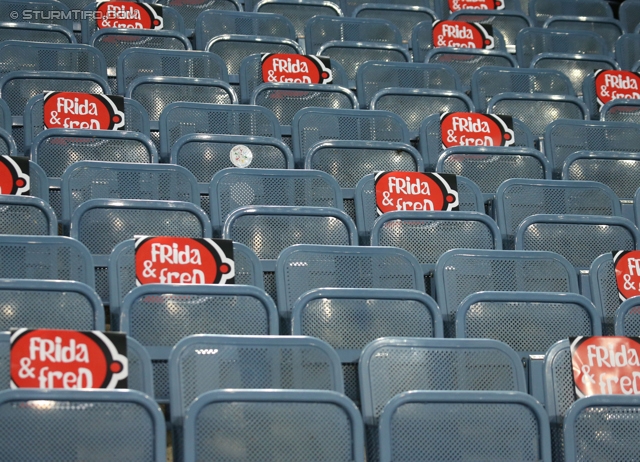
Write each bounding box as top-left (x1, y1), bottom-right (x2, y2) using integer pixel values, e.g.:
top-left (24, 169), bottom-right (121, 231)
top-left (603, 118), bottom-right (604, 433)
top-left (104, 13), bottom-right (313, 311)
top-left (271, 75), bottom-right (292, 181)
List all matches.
top-left (614, 296), bottom-right (640, 335)
top-left (450, 10), bottom-right (533, 54)
top-left (615, 33), bottom-right (640, 70)
top-left (254, 0), bottom-right (343, 40)
top-left (619, 0), bottom-right (640, 36)
top-left (0, 195), bottom-right (56, 235)
top-left (354, 5), bottom-right (436, 49)
top-left (154, 0), bottom-right (240, 38)
top-left (0, 0), bottom-right (73, 33)
top-left (0, 22), bottom-right (74, 45)
top-left (590, 252), bottom-right (628, 334)
top-left (0, 389), bottom-right (166, 461)
top-left (600, 99), bottom-right (640, 124)
top-left (543, 16), bottom-right (624, 54)
top-left (529, 0), bottom-right (612, 26)
top-left (339, 0), bottom-right (437, 17)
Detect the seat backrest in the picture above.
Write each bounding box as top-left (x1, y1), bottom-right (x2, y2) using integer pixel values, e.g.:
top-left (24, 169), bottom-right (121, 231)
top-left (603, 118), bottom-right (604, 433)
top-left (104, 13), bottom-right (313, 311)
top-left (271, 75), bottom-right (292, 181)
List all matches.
top-left (0, 0), bottom-right (73, 32)
top-left (516, 28), bottom-right (608, 67)
top-left (495, 179), bottom-right (621, 248)
top-left (255, 0), bottom-right (343, 39)
top-left (353, 4), bottom-right (437, 47)
top-left (61, 161), bottom-right (200, 225)
top-left (359, 337), bottom-right (527, 425)
top-left (449, 10), bottom-right (533, 53)
top-left (378, 390), bottom-right (552, 462)
top-left (544, 119), bottom-right (640, 178)
top-left (304, 15), bottom-right (403, 55)
top-left (292, 107), bottom-right (409, 168)
top-left (589, 252), bottom-right (623, 334)
top-left (210, 168), bottom-right (343, 235)
top-left (544, 16), bottom-right (623, 54)
top-left (437, 146), bottom-right (550, 198)
top-left (614, 297), bottom-right (640, 336)
top-left (619, 1), bottom-right (640, 38)
top-left (615, 33), bottom-right (640, 70)
top-left (514, 214), bottom-right (639, 271)
top-left (529, 0), bottom-right (612, 26)
top-left (0, 388), bottom-right (165, 462)
top-left (0, 279), bottom-right (103, 331)
top-left (183, 389), bottom-right (365, 462)
top-left (169, 334), bottom-right (344, 424)
top-left (108, 240), bottom-right (264, 319)
top-left (0, 127), bottom-right (15, 157)
top-left (435, 248), bottom-right (579, 324)
top-left (600, 98), bottom-right (640, 123)
top-left (456, 291), bottom-right (601, 356)
top-left (276, 244), bottom-right (425, 319)
top-left (117, 48), bottom-right (228, 96)
top-left (0, 22), bottom-right (74, 45)
top-left (356, 61), bottom-right (461, 110)
top-left (155, 0), bottom-right (241, 35)
top-left (195, 10), bottom-right (296, 51)
top-left (159, 102), bottom-right (281, 160)
top-left (0, 195), bottom-right (56, 236)
top-left (0, 40), bottom-right (106, 79)
top-left (471, 66), bottom-right (575, 112)
top-left (340, 0), bottom-right (438, 17)
top-left (487, 93), bottom-right (588, 140)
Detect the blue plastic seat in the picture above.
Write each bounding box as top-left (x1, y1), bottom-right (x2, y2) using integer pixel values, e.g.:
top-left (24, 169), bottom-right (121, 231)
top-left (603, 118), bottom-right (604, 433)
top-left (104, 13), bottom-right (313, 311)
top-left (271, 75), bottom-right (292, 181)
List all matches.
top-left (210, 168), bottom-right (343, 236)
top-left (0, 195), bottom-right (56, 235)
top-left (590, 252), bottom-right (628, 334)
top-left (354, 4), bottom-right (437, 48)
top-left (529, 0), bottom-right (612, 26)
top-left (544, 119), bottom-right (640, 178)
top-left (292, 287), bottom-right (443, 404)
top-left (0, 389), bottom-right (166, 462)
top-left (544, 16), bottom-right (624, 55)
top-left (516, 27), bottom-right (609, 67)
top-left (155, 0), bottom-right (241, 38)
top-left (0, 279), bottom-right (103, 331)
top-left (0, 127), bottom-right (16, 157)
top-left (471, 66), bottom-right (575, 113)
top-left (184, 389), bottom-right (364, 462)
top-left (616, 33), bottom-right (640, 70)
top-left (339, 0), bottom-right (438, 17)
top-left (378, 391), bottom-right (552, 462)
top-left (495, 178), bottom-right (622, 249)
top-left (600, 99), bottom-right (640, 124)
top-left (0, 21), bottom-right (74, 44)
top-left (119, 284), bottom-right (279, 403)
top-left (614, 297), bottom-right (640, 335)
top-left (355, 174), bottom-right (485, 244)
top-left (0, 99), bottom-right (10, 133)
top-left (450, 10), bottom-right (533, 54)
top-left (159, 102), bottom-right (281, 162)
top-left (70, 199), bottom-right (211, 304)
top-left (456, 291), bottom-right (601, 403)
top-left (0, 0), bottom-right (73, 33)
top-left (254, 0), bottom-right (343, 40)
top-left (619, 0), bottom-right (640, 37)
top-left (117, 48), bottom-right (228, 96)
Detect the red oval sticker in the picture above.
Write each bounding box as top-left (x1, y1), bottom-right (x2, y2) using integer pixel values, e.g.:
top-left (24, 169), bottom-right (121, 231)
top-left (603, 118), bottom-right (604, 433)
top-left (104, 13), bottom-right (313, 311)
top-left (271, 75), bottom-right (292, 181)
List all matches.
top-left (262, 54), bottom-right (333, 84)
top-left (595, 70), bottom-right (640, 108)
top-left (613, 250), bottom-right (640, 301)
top-left (374, 171), bottom-right (459, 214)
top-left (432, 20), bottom-right (494, 49)
top-left (135, 236), bottom-right (235, 285)
top-left (0, 156), bottom-right (29, 196)
top-left (95, 1), bottom-right (163, 30)
top-left (449, 0), bottom-right (504, 11)
top-left (43, 92), bottom-right (125, 131)
top-left (440, 112), bottom-right (514, 148)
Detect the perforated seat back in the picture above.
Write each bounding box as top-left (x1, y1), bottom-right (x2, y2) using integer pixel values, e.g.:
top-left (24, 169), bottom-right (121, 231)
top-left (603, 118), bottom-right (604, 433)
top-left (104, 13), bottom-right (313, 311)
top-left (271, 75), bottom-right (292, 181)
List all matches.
top-left (340, 0), bottom-right (437, 16)
top-left (210, 168), bottom-right (343, 235)
top-left (589, 253), bottom-right (621, 334)
top-left (0, 389), bottom-right (166, 462)
top-left (471, 66), bottom-right (575, 113)
top-left (155, 0), bottom-right (240, 36)
top-left (356, 61), bottom-right (461, 110)
top-left (529, 0), bottom-right (612, 26)
top-left (515, 28), bottom-right (608, 67)
top-left (0, 22), bottom-right (74, 45)
top-left (0, 195), bottom-right (55, 236)
top-left (614, 297), bottom-right (640, 336)
top-left (544, 16), bottom-right (623, 54)
top-left (355, 174), bottom-right (485, 244)
top-left (160, 102), bottom-right (281, 159)
top-left (0, 279), bottom-right (103, 331)
top-left (0, 99), bottom-right (10, 133)
top-left (354, 5), bottom-right (436, 47)
top-left (378, 391), bottom-right (552, 462)
top-left (450, 10), bottom-right (533, 53)
top-left (601, 99), bottom-right (640, 123)
top-left (615, 33), bottom-right (640, 70)
top-left (184, 389), bottom-right (365, 462)
top-left (120, 285), bottom-right (278, 403)
top-left (495, 179), bottom-right (620, 248)
top-left (255, 0), bottom-right (342, 39)
top-left (544, 120), bottom-right (640, 177)
top-left (292, 288), bottom-right (443, 404)
top-left (276, 244), bottom-right (425, 319)
top-left (117, 48), bottom-right (228, 96)
top-left (0, 0), bottom-right (72, 32)
top-left (108, 240), bottom-right (264, 318)
top-left (515, 214), bottom-right (639, 271)
top-left (0, 127), bottom-right (15, 157)
top-left (169, 334), bottom-right (345, 423)
top-left (620, 1), bottom-right (640, 38)
top-left (359, 337), bottom-right (527, 425)
top-left (304, 15), bottom-right (402, 54)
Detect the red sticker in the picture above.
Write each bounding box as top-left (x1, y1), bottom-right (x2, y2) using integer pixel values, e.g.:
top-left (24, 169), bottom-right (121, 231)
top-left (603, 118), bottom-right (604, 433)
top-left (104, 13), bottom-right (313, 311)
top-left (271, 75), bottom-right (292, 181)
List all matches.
top-left (441, 112), bottom-right (514, 148)
top-left (449, 0), bottom-right (504, 12)
top-left (595, 70), bottom-right (640, 109)
top-left (613, 250), bottom-right (640, 301)
top-left (261, 54), bottom-right (333, 85)
top-left (0, 156), bottom-right (29, 196)
top-left (374, 171), bottom-right (459, 215)
top-left (95, 1), bottom-right (163, 30)
top-left (43, 92), bottom-right (125, 131)
top-left (10, 329), bottom-right (128, 390)
top-left (135, 236), bottom-right (235, 286)
top-left (432, 20), bottom-right (495, 49)
top-left (571, 336), bottom-right (640, 397)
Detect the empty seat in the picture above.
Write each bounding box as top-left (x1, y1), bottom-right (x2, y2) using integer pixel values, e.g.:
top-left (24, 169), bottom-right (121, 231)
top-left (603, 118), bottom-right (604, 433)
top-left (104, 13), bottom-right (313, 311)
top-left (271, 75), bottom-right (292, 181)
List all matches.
top-left (544, 16), bottom-right (624, 55)
top-left (304, 16), bottom-right (403, 55)
top-left (590, 252), bottom-right (629, 334)
top-left (354, 4), bottom-right (436, 47)
top-left (210, 168), bottom-right (343, 236)
top-left (495, 178), bottom-right (622, 249)
top-left (356, 61), bottom-right (461, 110)
top-left (0, 279), bottom-right (103, 331)
top-left (0, 389), bottom-right (165, 462)
top-left (614, 297), bottom-right (640, 335)
top-left (450, 10), bottom-right (533, 54)
top-left (435, 248), bottom-right (579, 334)
top-left (117, 48), bottom-right (228, 96)
top-left (0, 21), bottom-right (74, 44)
top-left (255, 0), bottom-right (343, 40)
top-left (600, 99), bottom-right (640, 123)
top-left (276, 244), bottom-right (425, 322)
top-left (159, 102), bottom-right (281, 161)
top-left (516, 28), bottom-right (609, 67)
top-left (471, 66), bottom-right (575, 113)
top-left (61, 161), bottom-right (200, 231)
top-left (69, 199), bottom-right (211, 303)
top-left (292, 107), bottom-right (410, 168)
top-left (183, 389), bottom-right (365, 462)
top-left (340, 0), bottom-right (438, 17)
top-left (544, 119), bottom-right (640, 178)
top-left (292, 287), bottom-right (443, 403)
top-left (616, 33), bottom-right (640, 70)
top-left (0, 127), bottom-right (15, 157)
top-left (108, 239), bottom-right (264, 320)
top-left (355, 174), bottom-right (485, 244)
top-left (0, 195), bottom-right (56, 235)
top-left (0, 0), bottom-right (72, 32)
top-left (529, 0), bottom-right (612, 26)
top-left (378, 391), bottom-right (552, 462)
top-left (154, 0), bottom-right (240, 37)
top-left (619, 0), bottom-right (640, 37)
top-left (119, 284), bottom-right (279, 403)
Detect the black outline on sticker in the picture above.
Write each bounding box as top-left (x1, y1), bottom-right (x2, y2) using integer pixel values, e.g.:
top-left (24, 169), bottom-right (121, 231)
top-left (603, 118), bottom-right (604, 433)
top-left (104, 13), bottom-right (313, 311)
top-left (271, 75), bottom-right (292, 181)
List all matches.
top-left (0, 156), bottom-right (29, 196)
